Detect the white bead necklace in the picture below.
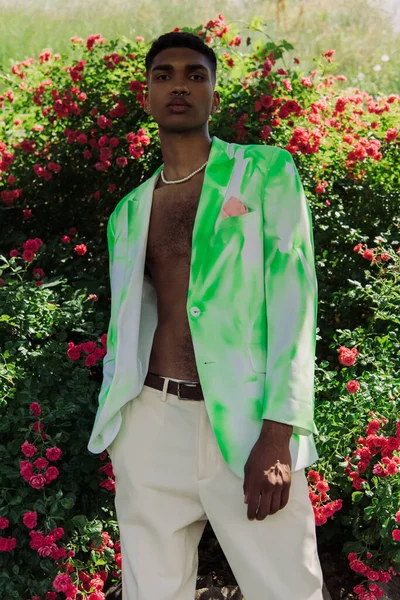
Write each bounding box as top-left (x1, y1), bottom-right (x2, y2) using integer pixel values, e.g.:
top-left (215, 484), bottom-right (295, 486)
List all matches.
top-left (160, 160), bottom-right (208, 185)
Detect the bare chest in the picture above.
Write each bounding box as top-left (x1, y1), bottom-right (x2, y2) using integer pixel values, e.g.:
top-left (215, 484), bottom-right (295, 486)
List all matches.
top-left (145, 173), bottom-right (204, 273)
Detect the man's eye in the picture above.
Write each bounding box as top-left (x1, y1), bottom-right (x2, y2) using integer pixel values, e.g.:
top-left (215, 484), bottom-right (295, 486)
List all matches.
top-left (156, 74), bottom-right (204, 80)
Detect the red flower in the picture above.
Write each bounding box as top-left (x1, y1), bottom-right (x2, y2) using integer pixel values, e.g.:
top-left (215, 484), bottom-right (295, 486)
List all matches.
top-left (29, 474), bottom-right (47, 489)
top-left (81, 341), bottom-right (97, 354)
top-left (33, 267), bottom-right (45, 280)
top-left (75, 244), bottom-right (87, 256)
top-left (22, 511), bottom-right (37, 529)
top-left (85, 353), bottom-right (98, 367)
top-left (338, 345), bottom-right (358, 367)
top-left (385, 127), bottom-right (398, 142)
top-left (366, 419), bottom-right (381, 435)
top-left (362, 248), bottom-right (374, 261)
top-left (116, 156), bottom-right (128, 167)
top-left (346, 380), bottom-right (360, 394)
top-left (46, 447), bottom-right (62, 461)
top-left (67, 344), bottom-right (81, 360)
top-left (0, 536), bottom-right (17, 552)
top-left (21, 441), bottom-right (38, 457)
top-left (30, 402), bottom-right (41, 416)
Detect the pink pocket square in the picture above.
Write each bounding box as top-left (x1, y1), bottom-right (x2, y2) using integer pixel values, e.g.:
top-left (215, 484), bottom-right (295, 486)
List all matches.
top-left (221, 196), bottom-right (249, 220)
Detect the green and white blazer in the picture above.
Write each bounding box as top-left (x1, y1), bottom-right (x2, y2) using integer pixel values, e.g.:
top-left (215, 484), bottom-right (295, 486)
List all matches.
top-left (87, 135), bottom-right (320, 477)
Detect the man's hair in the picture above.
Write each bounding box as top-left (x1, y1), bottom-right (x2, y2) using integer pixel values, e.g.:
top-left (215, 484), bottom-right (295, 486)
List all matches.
top-left (145, 31), bottom-right (217, 86)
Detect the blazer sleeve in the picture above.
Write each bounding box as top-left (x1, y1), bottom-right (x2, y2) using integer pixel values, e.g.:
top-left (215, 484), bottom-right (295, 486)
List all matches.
top-left (98, 211), bottom-right (117, 410)
top-left (260, 147), bottom-right (319, 437)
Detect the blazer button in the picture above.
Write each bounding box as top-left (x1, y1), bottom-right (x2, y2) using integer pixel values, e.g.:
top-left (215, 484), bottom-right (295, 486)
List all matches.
top-left (189, 307), bottom-right (201, 317)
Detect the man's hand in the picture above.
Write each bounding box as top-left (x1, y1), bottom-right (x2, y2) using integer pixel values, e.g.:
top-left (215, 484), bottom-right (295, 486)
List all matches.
top-left (243, 420), bottom-right (293, 521)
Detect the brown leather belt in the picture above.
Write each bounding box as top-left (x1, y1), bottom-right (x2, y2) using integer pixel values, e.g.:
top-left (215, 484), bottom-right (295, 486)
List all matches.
top-left (144, 371), bottom-right (204, 400)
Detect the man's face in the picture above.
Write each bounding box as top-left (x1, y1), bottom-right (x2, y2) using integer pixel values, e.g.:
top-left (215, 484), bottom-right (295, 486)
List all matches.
top-left (144, 47), bottom-right (220, 133)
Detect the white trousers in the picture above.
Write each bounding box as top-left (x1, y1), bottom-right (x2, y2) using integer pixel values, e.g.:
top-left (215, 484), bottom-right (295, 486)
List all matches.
top-left (107, 380), bottom-right (324, 600)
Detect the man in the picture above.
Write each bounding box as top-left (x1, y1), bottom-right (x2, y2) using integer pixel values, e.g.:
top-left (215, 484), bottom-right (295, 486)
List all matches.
top-left (87, 30), bottom-right (324, 600)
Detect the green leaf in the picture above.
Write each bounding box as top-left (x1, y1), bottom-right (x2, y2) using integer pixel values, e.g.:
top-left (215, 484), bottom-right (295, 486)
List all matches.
top-left (71, 514), bottom-right (88, 534)
top-left (352, 491), bottom-right (364, 503)
top-left (61, 497), bottom-right (74, 510)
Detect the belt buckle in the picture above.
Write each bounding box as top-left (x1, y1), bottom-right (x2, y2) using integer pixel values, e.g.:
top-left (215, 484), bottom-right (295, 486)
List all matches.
top-left (177, 381), bottom-right (197, 400)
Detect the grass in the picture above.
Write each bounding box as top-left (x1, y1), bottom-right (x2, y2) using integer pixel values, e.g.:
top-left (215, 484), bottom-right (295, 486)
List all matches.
top-left (0, 0), bottom-right (399, 95)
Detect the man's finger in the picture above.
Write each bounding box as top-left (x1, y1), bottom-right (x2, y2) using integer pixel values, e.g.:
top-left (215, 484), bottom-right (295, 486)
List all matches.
top-left (280, 482), bottom-right (291, 509)
top-left (247, 491), bottom-right (262, 520)
top-left (255, 490), bottom-right (272, 520)
top-left (268, 489), bottom-right (282, 515)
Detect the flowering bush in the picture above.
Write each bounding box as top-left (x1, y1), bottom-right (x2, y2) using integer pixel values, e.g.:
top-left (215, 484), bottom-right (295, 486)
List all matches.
top-left (0, 13), bottom-right (399, 599)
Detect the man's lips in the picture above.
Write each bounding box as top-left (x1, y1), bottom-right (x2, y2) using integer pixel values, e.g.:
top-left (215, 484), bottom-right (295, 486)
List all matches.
top-left (167, 99), bottom-right (191, 107)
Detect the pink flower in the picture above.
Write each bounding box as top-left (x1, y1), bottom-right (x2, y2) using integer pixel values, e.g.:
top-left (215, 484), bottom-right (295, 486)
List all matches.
top-left (9, 249), bottom-right (18, 257)
top-left (89, 576), bottom-right (105, 591)
top-left (23, 511), bottom-right (38, 529)
top-left (61, 235), bottom-right (71, 243)
top-left (100, 333), bottom-right (107, 347)
top-left (53, 572), bottom-right (73, 593)
top-left (88, 592), bottom-right (106, 600)
top-left (0, 517), bottom-right (9, 529)
top-left (29, 474), bottom-right (47, 489)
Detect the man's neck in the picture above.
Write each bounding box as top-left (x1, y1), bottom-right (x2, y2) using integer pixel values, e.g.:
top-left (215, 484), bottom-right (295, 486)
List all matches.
top-left (158, 131), bottom-right (213, 181)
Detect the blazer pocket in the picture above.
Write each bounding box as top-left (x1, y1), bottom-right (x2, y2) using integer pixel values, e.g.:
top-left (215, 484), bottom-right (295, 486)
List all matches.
top-left (217, 209), bottom-right (258, 232)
